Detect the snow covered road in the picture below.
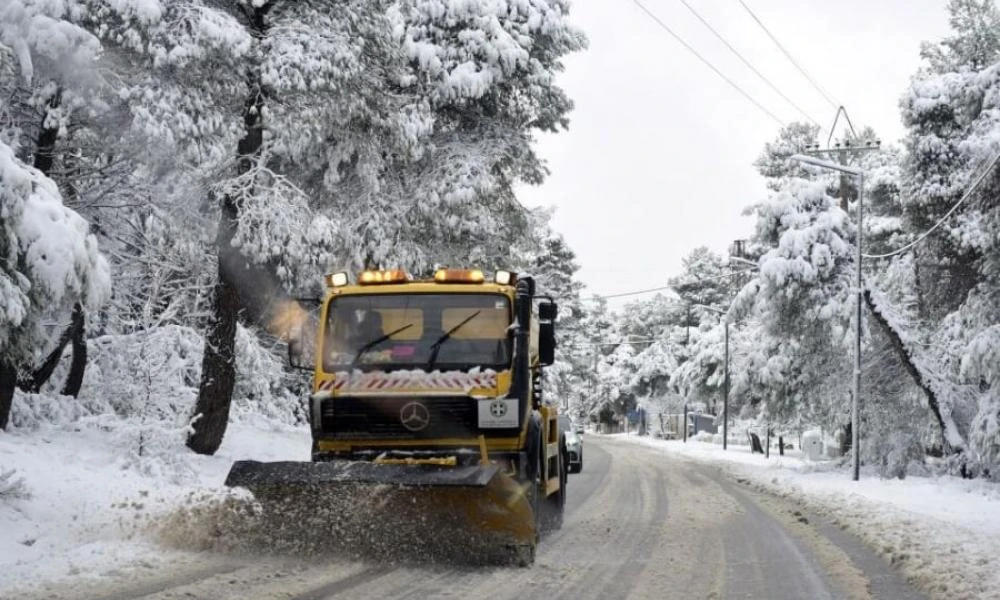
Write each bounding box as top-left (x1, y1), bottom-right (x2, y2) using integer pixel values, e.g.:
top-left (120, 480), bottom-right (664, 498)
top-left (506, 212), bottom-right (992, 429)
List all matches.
top-left (13, 435), bottom-right (922, 600)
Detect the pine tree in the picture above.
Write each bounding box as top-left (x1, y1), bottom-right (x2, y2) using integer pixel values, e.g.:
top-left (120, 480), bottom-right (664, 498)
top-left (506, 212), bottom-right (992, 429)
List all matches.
top-left (521, 211), bottom-right (589, 417)
top-left (895, 0), bottom-right (1000, 473)
top-left (0, 142), bottom-right (109, 429)
top-left (901, 0), bottom-right (1000, 319)
top-left (735, 124), bottom-right (858, 439)
top-left (184, 1), bottom-right (585, 453)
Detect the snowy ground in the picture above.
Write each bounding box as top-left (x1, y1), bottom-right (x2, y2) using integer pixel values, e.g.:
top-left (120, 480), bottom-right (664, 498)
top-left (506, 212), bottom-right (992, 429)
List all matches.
top-left (611, 432), bottom-right (1000, 600)
top-left (4, 421), bottom-right (999, 599)
top-left (0, 418), bottom-right (310, 594)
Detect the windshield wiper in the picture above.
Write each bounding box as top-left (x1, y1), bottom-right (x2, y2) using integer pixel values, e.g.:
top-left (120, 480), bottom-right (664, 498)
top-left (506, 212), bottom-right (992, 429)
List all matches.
top-left (426, 311), bottom-right (481, 370)
top-left (351, 323), bottom-right (415, 367)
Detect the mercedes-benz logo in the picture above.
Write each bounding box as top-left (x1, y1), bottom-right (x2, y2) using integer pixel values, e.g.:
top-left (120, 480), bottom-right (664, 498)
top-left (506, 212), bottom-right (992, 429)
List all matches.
top-left (400, 401), bottom-right (431, 432)
top-left (489, 399), bottom-right (507, 418)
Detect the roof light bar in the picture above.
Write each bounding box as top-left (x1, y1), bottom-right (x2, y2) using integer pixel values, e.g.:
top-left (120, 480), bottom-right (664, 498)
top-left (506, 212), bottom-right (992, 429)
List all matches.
top-left (358, 269), bottom-right (411, 285)
top-left (434, 268), bottom-right (485, 284)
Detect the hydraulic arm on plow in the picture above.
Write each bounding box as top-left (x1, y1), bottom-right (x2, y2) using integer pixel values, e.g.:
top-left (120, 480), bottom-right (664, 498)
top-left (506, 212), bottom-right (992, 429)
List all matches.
top-left (225, 268), bottom-right (566, 566)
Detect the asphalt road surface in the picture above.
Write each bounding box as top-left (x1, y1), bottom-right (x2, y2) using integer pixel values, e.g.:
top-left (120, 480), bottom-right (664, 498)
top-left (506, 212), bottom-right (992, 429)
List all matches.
top-left (22, 436), bottom-right (922, 600)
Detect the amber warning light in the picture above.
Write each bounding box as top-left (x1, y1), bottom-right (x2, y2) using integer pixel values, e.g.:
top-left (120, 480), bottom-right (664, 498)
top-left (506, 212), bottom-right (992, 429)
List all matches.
top-left (358, 269), bottom-right (411, 285)
top-left (434, 269), bottom-right (485, 284)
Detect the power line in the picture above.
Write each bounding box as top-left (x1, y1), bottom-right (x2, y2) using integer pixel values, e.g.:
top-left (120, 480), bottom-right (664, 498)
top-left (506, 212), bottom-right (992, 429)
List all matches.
top-left (675, 0), bottom-right (822, 127)
top-left (592, 268), bottom-right (757, 299)
top-left (863, 149), bottom-right (1000, 259)
top-left (737, 0), bottom-right (840, 110)
top-left (632, 0), bottom-right (785, 127)
top-left (597, 284), bottom-right (674, 299)
top-left (563, 338), bottom-right (661, 348)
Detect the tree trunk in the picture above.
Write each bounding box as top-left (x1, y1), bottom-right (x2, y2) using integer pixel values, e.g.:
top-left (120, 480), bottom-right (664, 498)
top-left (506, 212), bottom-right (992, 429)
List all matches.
top-left (61, 303), bottom-right (87, 397)
top-left (33, 88), bottom-right (61, 174)
top-left (187, 4), bottom-right (271, 455)
top-left (25, 309), bottom-right (77, 393)
top-left (186, 220), bottom-right (242, 455)
top-left (0, 361), bottom-right (15, 430)
top-left (863, 289), bottom-right (966, 455)
top-left (26, 89), bottom-right (91, 397)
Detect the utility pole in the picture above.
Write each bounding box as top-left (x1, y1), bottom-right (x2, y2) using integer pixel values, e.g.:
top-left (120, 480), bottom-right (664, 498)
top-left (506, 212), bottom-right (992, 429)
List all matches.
top-left (729, 239), bottom-right (749, 291)
top-left (723, 319), bottom-right (729, 450)
top-left (795, 125), bottom-right (879, 481)
top-left (590, 349), bottom-right (600, 432)
top-left (684, 305), bottom-right (691, 346)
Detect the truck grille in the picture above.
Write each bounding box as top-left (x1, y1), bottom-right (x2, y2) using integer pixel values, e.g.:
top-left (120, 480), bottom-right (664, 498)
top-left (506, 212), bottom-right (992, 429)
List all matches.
top-left (321, 396), bottom-right (479, 439)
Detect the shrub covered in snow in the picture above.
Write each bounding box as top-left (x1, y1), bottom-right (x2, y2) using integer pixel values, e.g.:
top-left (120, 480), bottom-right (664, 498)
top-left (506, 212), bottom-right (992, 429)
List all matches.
top-left (232, 325), bottom-right (308, 427)
top-left (10, 322), bottom-right (304, 478)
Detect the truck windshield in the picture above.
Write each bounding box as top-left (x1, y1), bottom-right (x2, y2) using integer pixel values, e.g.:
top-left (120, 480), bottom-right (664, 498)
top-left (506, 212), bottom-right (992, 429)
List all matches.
top-left (322, 293), bottom-right (512, 372)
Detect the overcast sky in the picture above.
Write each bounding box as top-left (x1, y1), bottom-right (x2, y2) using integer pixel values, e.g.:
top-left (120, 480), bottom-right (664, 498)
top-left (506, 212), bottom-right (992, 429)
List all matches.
top-left (519, 0), bottom-right (952, 302)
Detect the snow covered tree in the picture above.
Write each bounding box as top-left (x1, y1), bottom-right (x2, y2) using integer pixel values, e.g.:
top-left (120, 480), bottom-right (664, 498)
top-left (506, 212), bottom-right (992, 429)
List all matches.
top-left (0, 142), bottom-right (109, 429)
top-left (672, 323), bottom-right (727, 414)
top-left (179, 1), bottom-right (585, 454)
top-left (573, 295), bottom-right (613, 423)
top-left (900, 0), bottom-right (1000, 319)
top-left (0, 0), bottom-right (112, 398)
top-left (591, 294), bottom-right (688, 427)
top-left (753, 122), bottom-right (822, 192)
top-left (878, 0), bottom-right (1000, 475)
top-left (293, 0), bottom-right (587, 275)
top-left (518, 211), bottom-right (589, 416)
top-left (668, 247), bottom-right (730, 343)
top-left (735, 122), bottom-right (858, 440)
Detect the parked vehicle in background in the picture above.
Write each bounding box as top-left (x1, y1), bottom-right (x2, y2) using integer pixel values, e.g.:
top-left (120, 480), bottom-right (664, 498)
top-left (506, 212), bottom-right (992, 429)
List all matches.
top-left (558, 415), bottom-right (582, 473)
top-left (565, 429), bottom-right (583, 473)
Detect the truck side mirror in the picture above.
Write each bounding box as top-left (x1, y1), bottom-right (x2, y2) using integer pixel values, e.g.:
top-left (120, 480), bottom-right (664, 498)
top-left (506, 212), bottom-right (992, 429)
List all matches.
top-left (278, 297), bottom-right (320, 372)
top-left (539, 322), bottom-right (556, 366)
top-left (287, 333), bottom-right (310, 370)
top-left (538, 301), bottom-right (558, 321)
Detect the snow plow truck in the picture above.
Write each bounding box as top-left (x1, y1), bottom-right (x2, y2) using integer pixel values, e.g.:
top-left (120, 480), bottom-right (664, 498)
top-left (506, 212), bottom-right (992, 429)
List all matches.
top-left (225, 268), bottom-right (566, 566)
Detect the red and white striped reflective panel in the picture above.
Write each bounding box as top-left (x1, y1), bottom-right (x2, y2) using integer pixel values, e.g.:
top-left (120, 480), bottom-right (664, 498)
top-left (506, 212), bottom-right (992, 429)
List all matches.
top-left (317, 372), bottom-right (497, 392)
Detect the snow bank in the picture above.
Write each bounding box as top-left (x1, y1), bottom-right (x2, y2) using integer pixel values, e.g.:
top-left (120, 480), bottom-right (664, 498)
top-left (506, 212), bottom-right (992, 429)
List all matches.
top-left (0, 420), bottom-right (309, 592)
top-left (613, 433), bottom-right (1000, 600)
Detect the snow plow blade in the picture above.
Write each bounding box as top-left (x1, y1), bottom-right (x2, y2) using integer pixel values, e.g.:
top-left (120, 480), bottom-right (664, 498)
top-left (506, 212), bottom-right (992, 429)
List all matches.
top-left (226, 460), bottom-right (502, 488)
top-left (224, 460), bottom-right (537, 561)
